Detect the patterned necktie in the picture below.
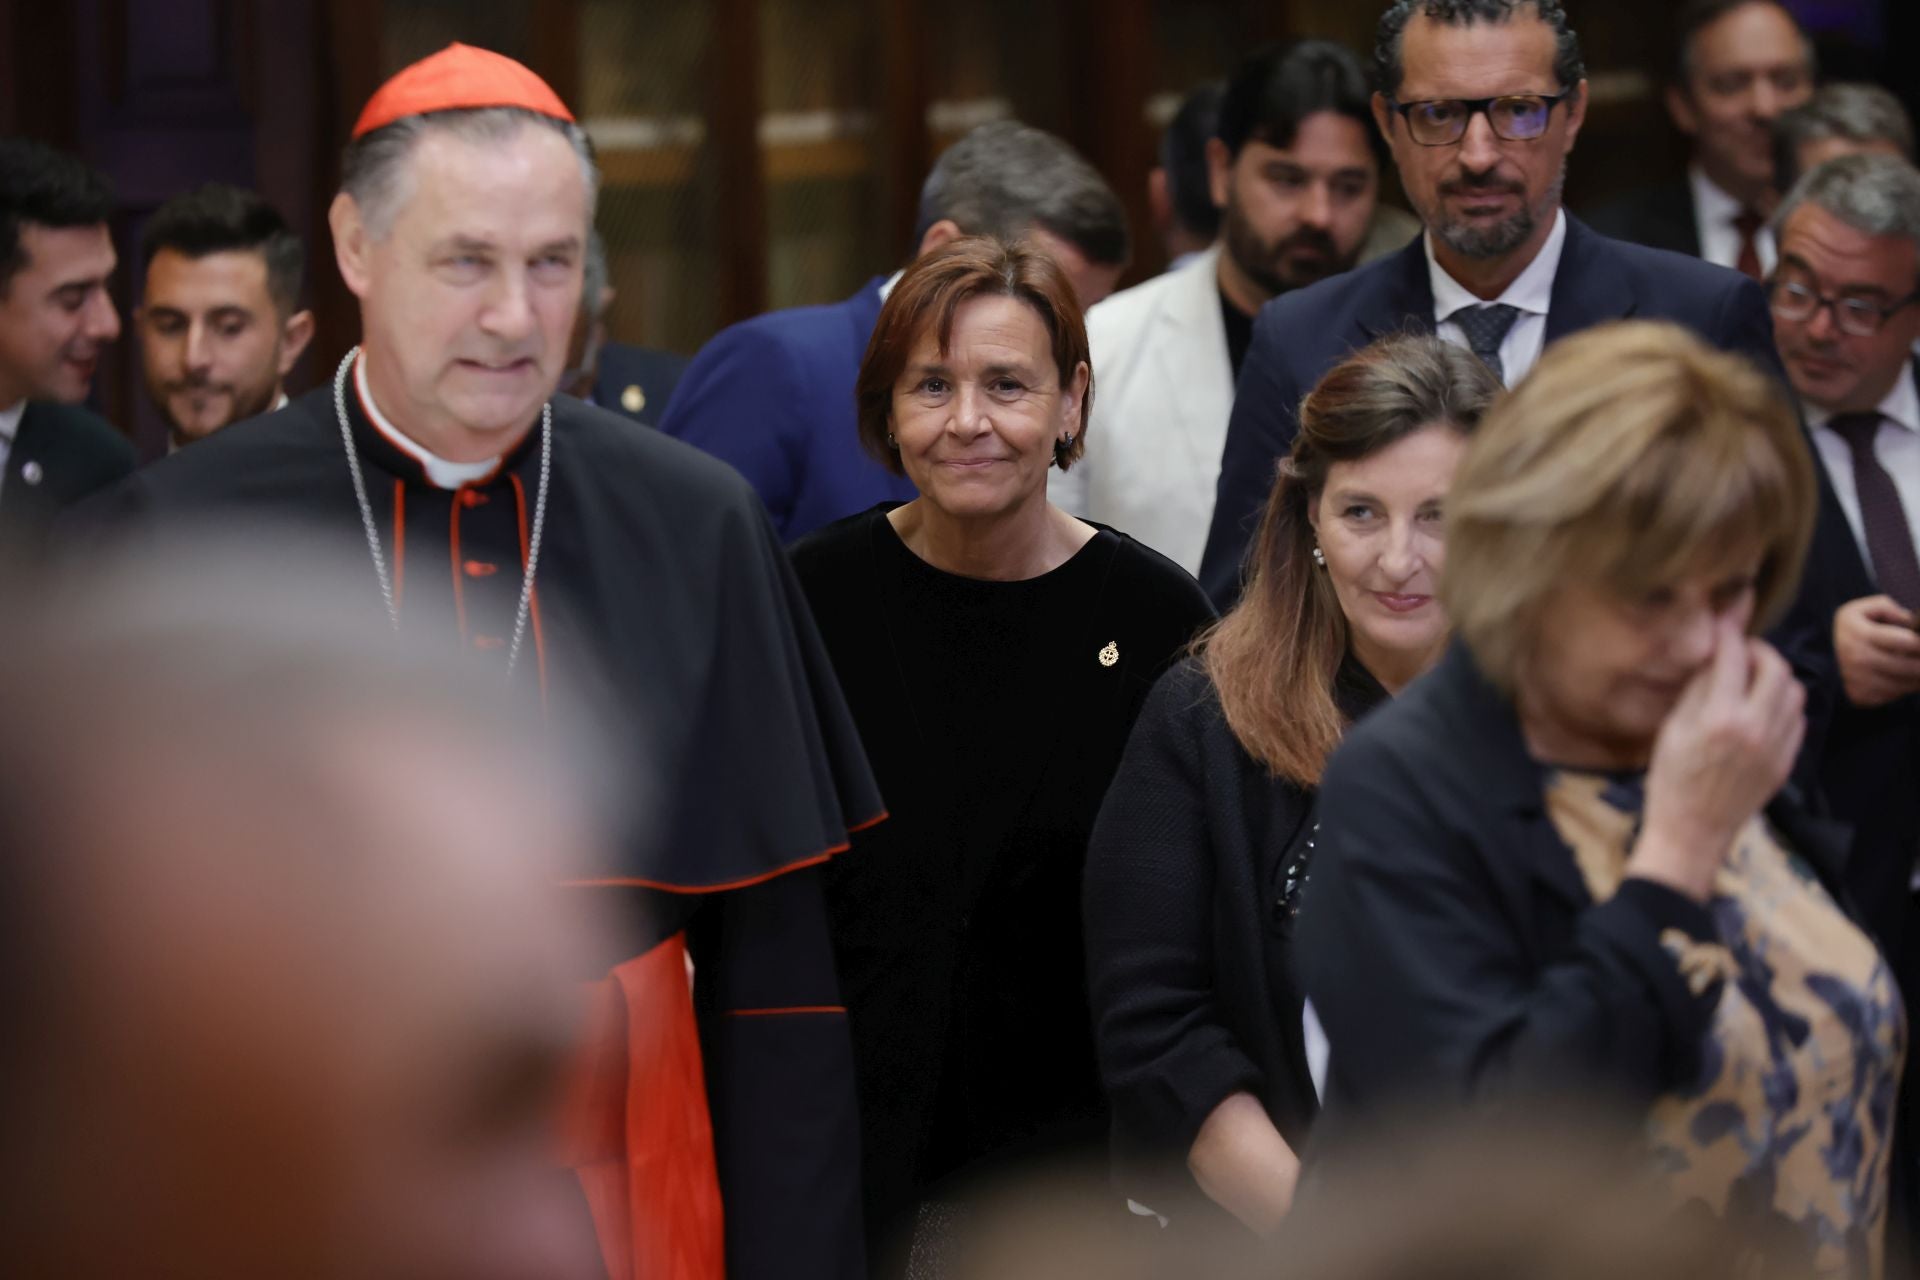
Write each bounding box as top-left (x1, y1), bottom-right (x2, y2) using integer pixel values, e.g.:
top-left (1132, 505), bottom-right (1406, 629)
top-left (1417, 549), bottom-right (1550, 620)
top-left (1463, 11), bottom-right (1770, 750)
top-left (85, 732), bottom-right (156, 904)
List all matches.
top-left (1450, 303), bottom-right (1522, 384)
top-left (1732, 209), bottom-right (1765, 281)
top-left (1830, 411), bottom-right (1920, 608)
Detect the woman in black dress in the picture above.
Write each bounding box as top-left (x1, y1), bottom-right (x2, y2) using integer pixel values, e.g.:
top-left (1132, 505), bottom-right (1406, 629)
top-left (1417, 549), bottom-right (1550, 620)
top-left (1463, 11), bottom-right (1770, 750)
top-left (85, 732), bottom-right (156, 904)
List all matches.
top-left (790, 236), bottom-right (1214, 1273)
top-left (1082, 334), bottom-right (1502, 1234)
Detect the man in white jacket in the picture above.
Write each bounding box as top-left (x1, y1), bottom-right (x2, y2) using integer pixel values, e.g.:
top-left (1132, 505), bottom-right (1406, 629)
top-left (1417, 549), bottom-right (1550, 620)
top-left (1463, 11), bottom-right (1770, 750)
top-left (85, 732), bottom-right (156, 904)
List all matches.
top-left (1054, 41), bottom-right (1392, 575)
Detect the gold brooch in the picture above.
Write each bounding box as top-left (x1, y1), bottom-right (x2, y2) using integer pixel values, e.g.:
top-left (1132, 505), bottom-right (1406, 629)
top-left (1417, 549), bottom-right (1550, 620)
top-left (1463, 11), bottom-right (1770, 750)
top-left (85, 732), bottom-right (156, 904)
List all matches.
top-left (621, 384), bottom-right (647, 415)
top-left (1098, 641), bottom-right (1119, 668)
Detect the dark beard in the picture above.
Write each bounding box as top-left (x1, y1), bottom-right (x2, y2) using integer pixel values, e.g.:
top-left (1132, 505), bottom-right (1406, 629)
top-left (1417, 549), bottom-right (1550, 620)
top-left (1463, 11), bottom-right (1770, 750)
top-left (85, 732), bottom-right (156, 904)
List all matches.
top-left (1222, 198), bottom-right (1358, 298)
top-left (1427, 165), bottom-right (1564, 261)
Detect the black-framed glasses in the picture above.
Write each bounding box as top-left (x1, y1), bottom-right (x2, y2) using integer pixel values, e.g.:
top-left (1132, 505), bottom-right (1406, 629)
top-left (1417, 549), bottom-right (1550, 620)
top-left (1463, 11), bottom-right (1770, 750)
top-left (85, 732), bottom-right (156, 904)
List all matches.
top-left (1385, 92), bottom-right (1572, 146)
top-left (1768, 277), bottom-right (1920, 338)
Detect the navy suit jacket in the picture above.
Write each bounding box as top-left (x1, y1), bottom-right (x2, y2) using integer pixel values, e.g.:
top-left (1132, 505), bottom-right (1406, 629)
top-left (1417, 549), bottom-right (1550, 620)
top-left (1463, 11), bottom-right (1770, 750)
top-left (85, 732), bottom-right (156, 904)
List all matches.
top-left (660, 277), bottom-right (916, 541)
top-left (590, 341), bottom-right (688, 430)
top-left (0, 400), bottom-right (135, 561)
top-left (1198, 214), bottom-right (1784, 607)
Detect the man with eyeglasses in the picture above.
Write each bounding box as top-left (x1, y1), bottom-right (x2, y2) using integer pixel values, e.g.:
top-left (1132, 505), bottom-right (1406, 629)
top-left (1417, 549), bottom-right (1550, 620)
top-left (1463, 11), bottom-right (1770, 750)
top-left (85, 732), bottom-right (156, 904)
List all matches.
top-left (1772, 151), bottom-right (1920, 989)
top-left (1197, 0), bottom-right (1782, 608)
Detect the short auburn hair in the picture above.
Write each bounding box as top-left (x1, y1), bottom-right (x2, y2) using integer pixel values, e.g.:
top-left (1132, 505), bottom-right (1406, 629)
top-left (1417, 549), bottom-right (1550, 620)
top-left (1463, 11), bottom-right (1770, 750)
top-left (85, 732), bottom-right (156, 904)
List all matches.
top-left (856, 235), bottom-right (1093, 475)
top-left (1442, 320), bottom-right (1815, 693)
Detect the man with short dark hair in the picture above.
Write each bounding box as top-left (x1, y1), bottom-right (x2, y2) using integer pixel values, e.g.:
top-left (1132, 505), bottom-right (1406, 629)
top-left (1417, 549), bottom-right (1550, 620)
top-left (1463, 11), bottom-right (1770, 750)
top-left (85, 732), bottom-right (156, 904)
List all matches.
top-left (137, 182), bottom-right (315, 449)
top-left (1774, 82), bottom-right (1915, 192)
top-left (0, 138), bottom-right (132, 556)
top-left (1055, 41), bottom-right (1385, 574)
top-left (1588, 0), bottom-right (1815, 275)
top-left (659, 120), bottom-right (1131, 540)
top-left (1199, 0), bottom-right (1784, 608)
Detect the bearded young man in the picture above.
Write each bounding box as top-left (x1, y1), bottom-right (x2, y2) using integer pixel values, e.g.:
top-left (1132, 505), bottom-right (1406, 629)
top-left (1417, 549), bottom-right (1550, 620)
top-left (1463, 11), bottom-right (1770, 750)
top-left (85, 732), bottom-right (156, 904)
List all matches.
top-left (136, 183), bottom-right (315, 449)
top-left (1050, 40), bottom-right (1386, 575)
top-left (92, 44), bottom-right (881, 1280)
top-left (1197, 0), bottom-right (1786, 609)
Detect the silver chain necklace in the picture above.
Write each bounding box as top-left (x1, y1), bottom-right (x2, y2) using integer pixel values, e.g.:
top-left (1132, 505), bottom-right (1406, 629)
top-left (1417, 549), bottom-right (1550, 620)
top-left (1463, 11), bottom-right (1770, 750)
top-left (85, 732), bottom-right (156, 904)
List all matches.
top-left (331, 346), bottom-right (552, 676)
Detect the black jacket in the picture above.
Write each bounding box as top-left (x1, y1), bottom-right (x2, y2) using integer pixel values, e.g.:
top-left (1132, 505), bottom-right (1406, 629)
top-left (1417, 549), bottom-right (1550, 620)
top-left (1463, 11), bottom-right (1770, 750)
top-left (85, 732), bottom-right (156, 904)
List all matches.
top-left (1084, 656), bottom-right (1386, 1202)
top-left (1298, 641), bottom-right (1856, 1113)
top-left (1775, 389), bottom-right (1920, 970)
top-left (1, 400), bottom-right (134, 559)
top-left (1584, 180), bottom-right (1703, 259)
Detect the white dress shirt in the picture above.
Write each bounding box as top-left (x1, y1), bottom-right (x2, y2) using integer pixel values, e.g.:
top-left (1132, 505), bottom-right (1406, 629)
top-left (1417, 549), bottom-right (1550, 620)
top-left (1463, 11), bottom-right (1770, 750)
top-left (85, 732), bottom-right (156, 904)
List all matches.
top-left (1808, 364), bottom-right (1920, 575)
top-left (1428, 208), bottom-right (1567, 386)
top-left (355, 356), bottom-right (500, 490)
top-left (0, 399), bottom-right (24, 514)
top-left (1690, 166), bottom-right (1776, 277)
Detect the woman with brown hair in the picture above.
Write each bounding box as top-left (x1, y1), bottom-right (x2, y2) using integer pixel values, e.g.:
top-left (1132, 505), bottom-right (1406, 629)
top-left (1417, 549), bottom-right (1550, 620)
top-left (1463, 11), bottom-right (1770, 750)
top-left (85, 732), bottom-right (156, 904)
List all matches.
top-left (1299, 322), bottom-right (1903, 1277)
top-left (1081, 333), bottom-right (1502, 1235)
top-left (790, 235), bottom-right (1214, 1274)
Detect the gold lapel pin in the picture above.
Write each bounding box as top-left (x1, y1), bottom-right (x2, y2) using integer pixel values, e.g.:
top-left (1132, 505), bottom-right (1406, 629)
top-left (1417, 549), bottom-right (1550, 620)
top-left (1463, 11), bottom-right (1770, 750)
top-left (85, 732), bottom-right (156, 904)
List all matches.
top-left (1098, 640), bottom-right (1119, 668)
top-left (621, 384), bottom-right (647, 415)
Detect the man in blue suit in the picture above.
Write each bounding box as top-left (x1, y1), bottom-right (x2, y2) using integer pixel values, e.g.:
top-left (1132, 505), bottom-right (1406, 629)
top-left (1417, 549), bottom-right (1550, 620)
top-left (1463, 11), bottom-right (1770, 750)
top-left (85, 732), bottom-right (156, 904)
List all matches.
top-left (660, 121), bottom-right (1130, 541)
top-left (1198, 0), bottom-right (1785, 607)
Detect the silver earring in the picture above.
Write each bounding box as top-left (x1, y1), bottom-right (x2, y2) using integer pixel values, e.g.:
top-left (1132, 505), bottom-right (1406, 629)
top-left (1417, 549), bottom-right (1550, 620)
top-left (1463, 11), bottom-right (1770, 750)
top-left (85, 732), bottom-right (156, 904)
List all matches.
top-left (1312, 545), bottom-right (1327, 568)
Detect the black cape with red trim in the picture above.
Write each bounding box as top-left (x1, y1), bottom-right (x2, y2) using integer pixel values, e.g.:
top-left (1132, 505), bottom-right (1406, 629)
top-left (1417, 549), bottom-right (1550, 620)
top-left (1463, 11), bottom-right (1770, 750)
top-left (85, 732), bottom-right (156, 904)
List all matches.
top-left (86, 384), bottom-right (883, 1279)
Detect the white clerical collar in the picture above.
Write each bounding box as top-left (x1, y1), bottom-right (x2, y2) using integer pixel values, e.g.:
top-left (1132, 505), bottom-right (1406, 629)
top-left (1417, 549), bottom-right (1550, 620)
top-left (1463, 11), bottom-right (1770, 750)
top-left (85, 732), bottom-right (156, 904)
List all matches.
top-left (273, 391), bottom-right (289, 411)
top-left (0, 399), bottom-right (23, 445)
top-left (878, 269), bottom-right (905, 304)
top-left (1807, 361), bottom-right (1920, 437)
top-left (353, 354), bottom-right (502, 490)
top-left (1426, 207), bottom-right (1567, 321)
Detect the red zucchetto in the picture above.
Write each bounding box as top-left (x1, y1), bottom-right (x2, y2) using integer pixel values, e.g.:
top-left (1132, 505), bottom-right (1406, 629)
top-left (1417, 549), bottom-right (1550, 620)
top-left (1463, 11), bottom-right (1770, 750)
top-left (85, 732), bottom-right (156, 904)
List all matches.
top-left (351, 42), bottom-right (575, 141)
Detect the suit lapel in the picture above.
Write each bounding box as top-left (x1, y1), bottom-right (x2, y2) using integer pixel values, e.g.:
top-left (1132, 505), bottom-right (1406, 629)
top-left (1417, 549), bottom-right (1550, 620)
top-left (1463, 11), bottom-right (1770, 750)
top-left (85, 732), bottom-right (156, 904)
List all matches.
top-left (1544, 216), bottom-right (1638, 344)
top-left (0, 403), bottom-right (60, 532)
top-left (1150, 249), bottom-right (1236, 482)
top-left (1357, 234), bottom-right (1438, 342)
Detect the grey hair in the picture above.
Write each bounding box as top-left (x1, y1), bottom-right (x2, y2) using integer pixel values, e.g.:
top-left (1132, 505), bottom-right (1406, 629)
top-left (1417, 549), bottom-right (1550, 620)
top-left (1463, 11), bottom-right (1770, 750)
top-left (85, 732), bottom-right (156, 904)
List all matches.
top-left (581, 228), bottom-right (611, 318)
top-left (340, 107), bottom-right (600, 239)
top-left (1773, 83), bottom-right (1917, 190)
top-left (1773, 152), bottom-right (1920, 255)
top-left (914, 121), bottom-right (1130, 268)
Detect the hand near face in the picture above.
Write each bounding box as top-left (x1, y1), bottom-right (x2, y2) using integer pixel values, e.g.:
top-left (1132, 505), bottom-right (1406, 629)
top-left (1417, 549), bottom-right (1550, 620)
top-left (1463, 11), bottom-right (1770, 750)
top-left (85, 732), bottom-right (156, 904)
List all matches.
top-left (1629, 617), bottom-right (1805, 903)
top-left (1835, 594), bottom-right (1920, 708)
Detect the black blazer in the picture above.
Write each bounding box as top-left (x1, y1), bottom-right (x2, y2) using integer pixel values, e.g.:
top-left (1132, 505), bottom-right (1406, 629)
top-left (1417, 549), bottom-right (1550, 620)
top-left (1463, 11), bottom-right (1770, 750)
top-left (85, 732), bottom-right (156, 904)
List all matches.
top-left (1583, 180), bottom-right (1704, 259)
top-left (1198, 215), bottom-right (1784, 608)
top-left (0, 400), bottom-right (134, 559)
top-left (1774, 393), bottom-right (1920, 975)
top-left (1084, 656), bottom-right (1385, 1203)
top-left (1297, 641), bottom-right (1856, 1113)
top-left (591, 340), bottom-right (688, 430)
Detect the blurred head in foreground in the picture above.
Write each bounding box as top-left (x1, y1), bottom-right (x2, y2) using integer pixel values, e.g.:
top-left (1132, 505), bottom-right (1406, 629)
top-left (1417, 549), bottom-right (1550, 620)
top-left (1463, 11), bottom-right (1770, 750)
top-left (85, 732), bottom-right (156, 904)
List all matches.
top-left (0, 543), bottom-right (608, 1280)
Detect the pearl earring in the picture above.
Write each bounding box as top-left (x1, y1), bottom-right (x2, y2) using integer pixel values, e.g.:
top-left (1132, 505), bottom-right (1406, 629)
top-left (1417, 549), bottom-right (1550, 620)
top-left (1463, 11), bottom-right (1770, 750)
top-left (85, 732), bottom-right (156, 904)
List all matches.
top-left (887, 432), bottom-right (898, 449)
top-left (1312, 545), bottom-right (1326, 568)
